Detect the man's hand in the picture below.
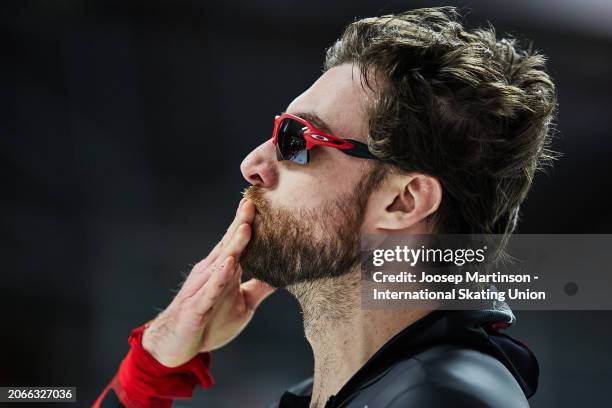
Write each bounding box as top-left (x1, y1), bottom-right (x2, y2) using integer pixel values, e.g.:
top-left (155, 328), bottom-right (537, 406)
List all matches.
top-left (141, 198), bottom-right (275, 367)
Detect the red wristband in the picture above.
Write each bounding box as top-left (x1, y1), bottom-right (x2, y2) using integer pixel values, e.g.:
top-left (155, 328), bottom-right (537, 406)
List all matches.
top-left (113, 324), bottom-right (214, 408)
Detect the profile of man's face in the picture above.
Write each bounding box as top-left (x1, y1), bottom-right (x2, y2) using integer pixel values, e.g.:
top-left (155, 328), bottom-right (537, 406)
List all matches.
top-left (239, 64), bottom-right (382, 287)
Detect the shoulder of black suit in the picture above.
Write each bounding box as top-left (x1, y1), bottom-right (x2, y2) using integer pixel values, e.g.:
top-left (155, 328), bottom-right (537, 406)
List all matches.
top-left (271, 307), bottom-right (539, 408)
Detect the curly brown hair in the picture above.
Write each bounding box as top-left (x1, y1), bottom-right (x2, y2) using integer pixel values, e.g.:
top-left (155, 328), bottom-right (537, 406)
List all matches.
top-left (325, 7), bottom-right (558, 237)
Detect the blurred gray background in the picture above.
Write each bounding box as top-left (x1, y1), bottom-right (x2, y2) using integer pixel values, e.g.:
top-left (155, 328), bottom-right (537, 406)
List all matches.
top-left (3, 0), bottom-right (612, 407)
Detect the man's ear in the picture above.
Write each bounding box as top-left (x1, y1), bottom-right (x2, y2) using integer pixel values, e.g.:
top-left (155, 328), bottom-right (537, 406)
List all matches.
top-left (373, 172), bottom-right (442, 232)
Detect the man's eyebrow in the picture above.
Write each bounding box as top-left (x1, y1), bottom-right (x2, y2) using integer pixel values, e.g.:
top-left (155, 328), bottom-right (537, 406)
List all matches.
top-left (292, 111), bottom-right (334, 135)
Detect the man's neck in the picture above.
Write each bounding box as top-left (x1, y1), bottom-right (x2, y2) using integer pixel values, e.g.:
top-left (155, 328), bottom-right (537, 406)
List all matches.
top-left (288, 272), bottom-right (430, 408)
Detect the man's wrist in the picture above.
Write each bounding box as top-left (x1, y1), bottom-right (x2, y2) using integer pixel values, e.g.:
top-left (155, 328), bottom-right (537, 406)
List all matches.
top-left (112, 324), bottom-right (214, 407)
top-left (140, 322), bottom-right (161, 364)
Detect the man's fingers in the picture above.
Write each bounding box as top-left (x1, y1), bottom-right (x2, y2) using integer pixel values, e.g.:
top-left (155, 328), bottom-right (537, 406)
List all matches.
top-left (200, 200), bottom-right (255, 270)
top-left (189, 256), bottom-right (236, 317)
top-left (241, 278), bottom-right (276, 310)
top-left (180, 258), bottom-right (224, 299)
top-left (193, 229), bottom-right (248, 305)
top-left (221, 223), bottom-right (252, 259)
top-left (190, 241), bottom-right (222, 275)
top-left (188, 199), bottom-right (254, 277)
top-left (180, 222), bottom-right (251, 302)
top-left (223, 201), bottom-right (255, 244)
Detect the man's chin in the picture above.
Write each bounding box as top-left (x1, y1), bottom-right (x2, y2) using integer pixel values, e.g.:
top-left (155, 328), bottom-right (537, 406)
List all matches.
top-left (239, 267), bottom-right (288, 289)
top-left (239, 252), bottom-right (302, 289)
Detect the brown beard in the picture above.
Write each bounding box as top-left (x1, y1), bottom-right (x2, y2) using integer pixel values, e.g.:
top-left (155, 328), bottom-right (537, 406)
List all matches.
top-left (239, 172), bottom-right (383, 288)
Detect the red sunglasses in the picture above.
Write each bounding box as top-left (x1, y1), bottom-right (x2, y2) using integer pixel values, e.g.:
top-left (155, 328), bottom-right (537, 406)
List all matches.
top-left (271, 113), bottom-right (379, 164)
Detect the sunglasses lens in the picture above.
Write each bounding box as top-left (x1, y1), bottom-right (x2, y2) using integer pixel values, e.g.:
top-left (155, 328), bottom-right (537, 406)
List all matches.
top-left (277, 118), bottom-right (308, 164)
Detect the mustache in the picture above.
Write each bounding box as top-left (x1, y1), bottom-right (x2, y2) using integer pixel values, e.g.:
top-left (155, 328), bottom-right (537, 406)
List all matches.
top-left (242, 185), bottom-right (269, 215)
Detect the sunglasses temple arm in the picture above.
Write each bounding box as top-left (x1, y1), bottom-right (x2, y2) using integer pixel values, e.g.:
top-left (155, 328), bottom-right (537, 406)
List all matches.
top-left (343, 139), bottom-right (379, 160)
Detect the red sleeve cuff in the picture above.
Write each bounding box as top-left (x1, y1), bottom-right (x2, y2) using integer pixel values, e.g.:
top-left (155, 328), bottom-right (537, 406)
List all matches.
top-left (113, 324), bottom-right (214, 408)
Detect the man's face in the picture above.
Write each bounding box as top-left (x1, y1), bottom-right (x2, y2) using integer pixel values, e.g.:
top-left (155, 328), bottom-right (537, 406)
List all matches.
top-left (239, 63), bottom-right (382, 287)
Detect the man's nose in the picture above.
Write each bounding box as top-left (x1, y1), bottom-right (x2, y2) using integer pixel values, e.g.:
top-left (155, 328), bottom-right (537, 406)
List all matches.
top-left (240, 139), bottom-right (278, 188)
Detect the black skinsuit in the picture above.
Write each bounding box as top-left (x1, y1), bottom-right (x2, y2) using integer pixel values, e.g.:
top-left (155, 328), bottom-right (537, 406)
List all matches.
top-left (273, 306), bottom-right (538, 408)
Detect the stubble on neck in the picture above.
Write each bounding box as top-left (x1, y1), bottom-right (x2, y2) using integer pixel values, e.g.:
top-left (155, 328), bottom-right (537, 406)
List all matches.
top-left (288, 270), bottom-right (431, 408)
